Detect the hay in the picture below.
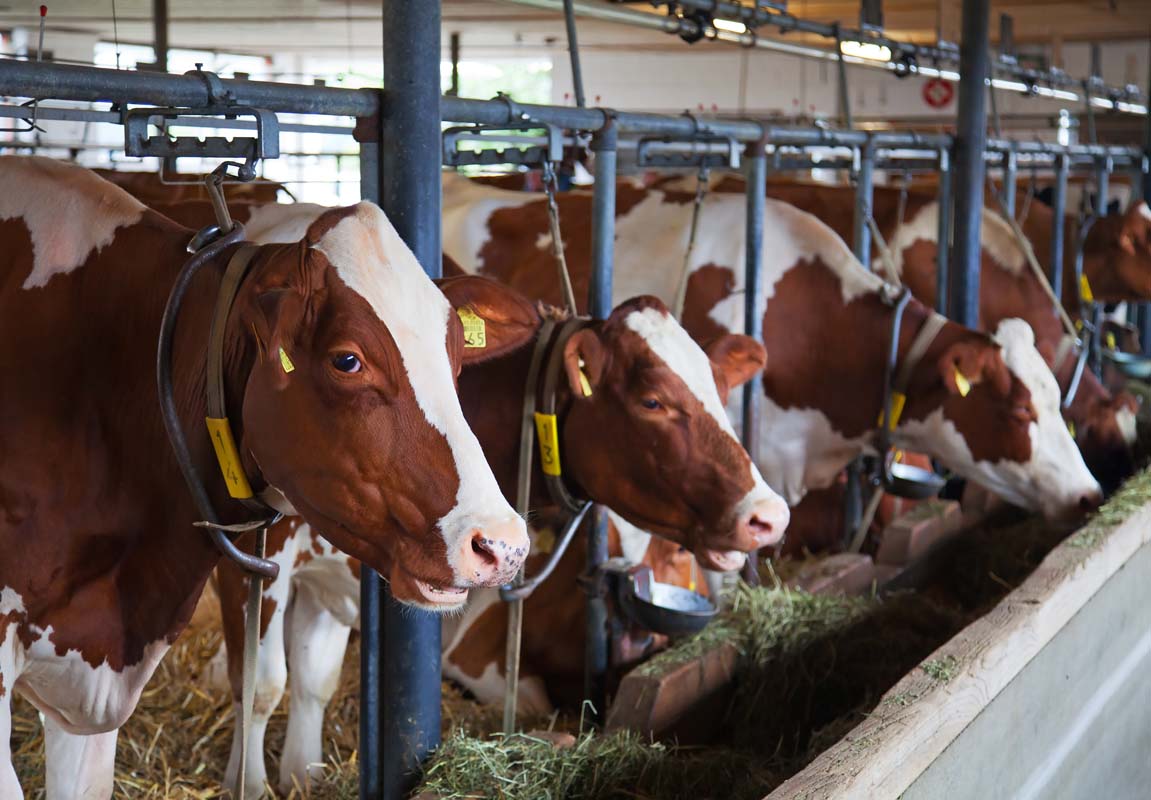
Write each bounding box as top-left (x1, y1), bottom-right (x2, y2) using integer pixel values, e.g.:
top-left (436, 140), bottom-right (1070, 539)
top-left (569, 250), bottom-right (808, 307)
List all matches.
top-left (419, 729), bottom-right (780, 800)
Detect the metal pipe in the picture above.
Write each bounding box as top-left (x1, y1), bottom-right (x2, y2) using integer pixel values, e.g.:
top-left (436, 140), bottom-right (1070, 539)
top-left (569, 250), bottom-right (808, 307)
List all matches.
top-left (0, 103), bottom-right (355, 135)
top-left (562, 0), bottom-right (586, 108)
top-left (584, 119), bottom-right (617, 723)
top-left (447, 31), bottom-right (460, 97)
top-left (948, 0), bottom-right (991, 329)
top-left (1096, 156), bottom-right (1112, 216)
top-left (853, 140), bottom-right (875, 271)
top-left (152, 0), bottom-right (169, 73)
top-left (1050, 153), bottom-right (1069, 303)
top-left (380, 2), bottom-right (442, 797)
top-left (936, 147), bottom-right (952, 313)
top-left (741, 144), bottom-right (765, 465)
top-left (1002, 144), bottom-right (1017, 218)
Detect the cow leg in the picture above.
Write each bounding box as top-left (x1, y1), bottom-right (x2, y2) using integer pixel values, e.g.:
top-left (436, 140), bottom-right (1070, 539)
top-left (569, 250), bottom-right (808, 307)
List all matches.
top-left (0, 693), bottom-right (19, 799)
top-left (43, 720), bottom-right (116, 800)
top-left (220, 534), bottom-right (297, 800)
top-left (279, 584), bottom-right (351, 793)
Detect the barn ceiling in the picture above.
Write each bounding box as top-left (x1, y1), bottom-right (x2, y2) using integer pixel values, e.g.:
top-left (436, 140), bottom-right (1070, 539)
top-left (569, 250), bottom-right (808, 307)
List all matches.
top-left (0, 1), bottom-right (1146, 61)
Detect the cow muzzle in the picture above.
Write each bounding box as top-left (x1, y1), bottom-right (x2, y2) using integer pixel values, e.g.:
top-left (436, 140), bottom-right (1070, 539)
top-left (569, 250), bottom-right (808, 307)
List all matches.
top-left (733, 492), bottom-right (790, 550)
top-left (453, 514), bottom-right (530, 587)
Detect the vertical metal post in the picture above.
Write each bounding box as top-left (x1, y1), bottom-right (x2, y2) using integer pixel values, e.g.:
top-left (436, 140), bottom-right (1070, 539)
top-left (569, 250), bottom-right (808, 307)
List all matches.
top-left (584, 119), bottom-right (617, 722)
top-left (741, 141), bottom-right (767, 581)
top-left (935, 147), bottom-right (952, 313)
top-left (1095, 156), bottom-right (1111, 216)
top-left (834, 24), bottom-right (853, 130)
top-left (742, 142), bottom-right (766, 464)
top-left (1002, 145), bottom-right (1017, 218)
top-left (563, 0), bottom-right (587, 108)
top-left (948, 0), bottom-right (991, 328)
top-left (843, 137), bottom-right (875, 546)
top-left (1050, 153), bottom-right (1069, 303)
top-left (380, 2), bottom-right (442, 798)
top-left (447, 32), bottom-right (461, 97)
top-left (853, 139), bottom-right (875, 271)
top-left (152, 0), bottom-right (169, 72)
top-left (358, 140), bottom-right (383, 800)
top-left (1141, 55), bottom-right (1151, 356)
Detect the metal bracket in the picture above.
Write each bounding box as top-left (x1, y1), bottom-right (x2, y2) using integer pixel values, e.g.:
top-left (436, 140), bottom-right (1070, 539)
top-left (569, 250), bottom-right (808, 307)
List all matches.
top-left (124, 105), bottom-right (280, 163)
top-left (635, 134), bottom-right (740, 170)
top-left (441, 122), bottom-right (564, 168)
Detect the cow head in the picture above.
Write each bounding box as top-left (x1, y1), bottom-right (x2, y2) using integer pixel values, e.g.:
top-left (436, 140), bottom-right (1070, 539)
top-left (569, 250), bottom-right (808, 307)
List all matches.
top-left (560, 297), bottom-right (789, 571)
top-left (1067, 382), bottom-right (1139, 495)
top-left (1087, 201), bottom-right (1151, 300)
top-left (233, 203), bottom-right (528, 611)
top-left (899, 319), bottom-right (1102, 519)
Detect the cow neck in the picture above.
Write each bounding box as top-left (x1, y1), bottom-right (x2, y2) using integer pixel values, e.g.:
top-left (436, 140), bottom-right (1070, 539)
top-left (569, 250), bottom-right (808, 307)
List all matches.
top-left (530, 313), bottom-right (592, 512)
top-left (876, 293), bottom-right (952, 435)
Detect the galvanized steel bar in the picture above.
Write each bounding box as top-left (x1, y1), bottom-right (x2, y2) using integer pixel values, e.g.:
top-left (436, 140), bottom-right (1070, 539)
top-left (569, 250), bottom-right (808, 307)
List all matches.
top-left (742, 144), bottom-right (766, 464)
top-left (562, 0), bottom-right (587, 108)
top-left (1096, 157), bottom-right (1112, 216)
top-left (358, 127), bottom-right (384, 800)
top-left (1050, 154), bottom-right (1069, 303)
top-left (936, 147), bottom-right (953, 313)
top-left (380, 2), bottom-right (443, 798)
top-left (1002, 144), bottom-right (1017, 218)
top-left (853, 140), bottom-right (875, 271)
top-left (584, 119), bottom-right (617, 722)
top-left (152, 0), bottom-right (169, 73)
top-left (948, 0), bottom-right (991, 329)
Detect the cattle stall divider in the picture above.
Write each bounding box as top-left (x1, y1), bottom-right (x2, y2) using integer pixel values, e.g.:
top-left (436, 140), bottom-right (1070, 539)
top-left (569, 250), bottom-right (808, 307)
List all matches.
top-left (0, 26), bottom-right (1147, 796)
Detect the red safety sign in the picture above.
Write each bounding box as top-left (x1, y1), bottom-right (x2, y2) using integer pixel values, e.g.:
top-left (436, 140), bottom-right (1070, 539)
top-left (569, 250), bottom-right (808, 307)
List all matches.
top-left (922, 78), bottom-right (955, 109)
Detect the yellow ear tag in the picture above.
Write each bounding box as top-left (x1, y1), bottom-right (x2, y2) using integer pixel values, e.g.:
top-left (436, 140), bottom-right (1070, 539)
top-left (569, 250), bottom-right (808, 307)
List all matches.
top-left (954, 369), bottom-right (971, 398)
top-left (578, 358), bottom-right (593, 398)
top-left (1080, 274), bottom-right (1095, 304)
top-left (457, 307), bottom-right (487, 349)
top-left (1106, 332), bottom-right (1118, 351)
top-left (1068, 421), bottom-right (1077, 439)
top-left (878, 391), bottom-right (907, 431)
top-left (534, 412), bottom-right (562, 476)
top-left (205, 417), bottom-right (255, 499)
top-left (278, 347), bottom-right (295, 374)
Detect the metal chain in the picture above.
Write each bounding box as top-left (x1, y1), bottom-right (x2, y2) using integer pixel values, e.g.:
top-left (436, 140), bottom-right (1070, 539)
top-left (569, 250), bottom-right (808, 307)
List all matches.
top-left (542, 161), bottom-right (580, 315)
top-left (672, 165), bottom-right (710, 319)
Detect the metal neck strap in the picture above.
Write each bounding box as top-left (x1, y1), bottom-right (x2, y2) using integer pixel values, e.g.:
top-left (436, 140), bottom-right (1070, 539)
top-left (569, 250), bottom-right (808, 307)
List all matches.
top-left (539, 316), bottom-right (593, 514)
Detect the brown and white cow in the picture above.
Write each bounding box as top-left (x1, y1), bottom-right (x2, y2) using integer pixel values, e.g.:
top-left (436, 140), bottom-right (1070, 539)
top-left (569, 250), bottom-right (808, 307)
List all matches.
top-left (653, 176), bottom-right (1141, 494)
top-left (198, 211), bottom-right (789, 794)
top-left (0, 157), bottom-right (529, 800)
top-left (442, 175), bottom-right (1102, 517)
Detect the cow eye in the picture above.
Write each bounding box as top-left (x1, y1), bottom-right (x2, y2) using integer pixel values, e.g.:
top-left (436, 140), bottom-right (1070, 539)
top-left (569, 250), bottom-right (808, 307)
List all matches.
top-left (641, 397), bottom-right (662, 411)
top-left (332, 353), bottom-right (362, 373)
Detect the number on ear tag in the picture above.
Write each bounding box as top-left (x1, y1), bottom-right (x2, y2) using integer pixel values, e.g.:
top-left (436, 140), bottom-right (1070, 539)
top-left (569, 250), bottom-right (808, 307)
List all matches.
top-left (534, 412), bottom-right (562, 476)
top-left (578, 358), bottom-right (593, 397)
top-left (1080, 274), bottom-right (1095, 304)
top-left (279, 347), bottom-right (295, 373)
top-left (205, 417), bottom-right (255, 499)
top-left (954, 369), bottom-right (971, 398)
top-left (457, 307), bottom-right (487, 348)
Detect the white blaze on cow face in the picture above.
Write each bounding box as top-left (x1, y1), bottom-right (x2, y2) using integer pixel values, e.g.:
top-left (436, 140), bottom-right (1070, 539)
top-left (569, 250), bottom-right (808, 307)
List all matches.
top-left (623, 306), bottom-right (790, 547)
top-left (0, 157), bottom-right (145, 290)
top-left (899, 319), bottom-right (1101, 518)
top-left (313, 204), bottom-right (528, 592)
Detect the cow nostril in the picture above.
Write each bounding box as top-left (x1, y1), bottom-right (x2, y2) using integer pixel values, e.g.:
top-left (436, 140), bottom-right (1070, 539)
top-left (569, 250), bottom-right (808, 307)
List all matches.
top-left (748, 515), bottom-right (772, 534)
top-left (470, 533), bottom-right (499, 566)
top-left (1079, 493), bottom-right (1102, 513)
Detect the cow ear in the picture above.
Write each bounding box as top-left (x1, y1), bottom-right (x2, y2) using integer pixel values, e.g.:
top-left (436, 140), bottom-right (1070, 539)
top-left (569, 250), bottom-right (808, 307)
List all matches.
top-left (563, 328), bottom-right (606, 400)
top-left (937, 338), bottom-right (1011, 398)
top-left (438, 275), bottom-right (541, 365)
top-left (705, 334), bottom-right (767, 400)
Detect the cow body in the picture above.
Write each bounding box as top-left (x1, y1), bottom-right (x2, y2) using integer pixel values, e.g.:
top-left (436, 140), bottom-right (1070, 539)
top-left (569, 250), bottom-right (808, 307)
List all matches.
top-left (0, 158), bottom-right (530, 800)
top-left (443, 176), bottom-right (1101, 515)
top-left (200, 204), bottom-right (788, 795)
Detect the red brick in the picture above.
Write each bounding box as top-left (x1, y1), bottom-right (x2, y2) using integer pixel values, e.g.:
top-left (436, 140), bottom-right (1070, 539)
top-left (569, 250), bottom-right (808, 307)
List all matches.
top-left (788, 553), bottom-right (876, 596)
top-left (877, 500), bottom-right (963, 566)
